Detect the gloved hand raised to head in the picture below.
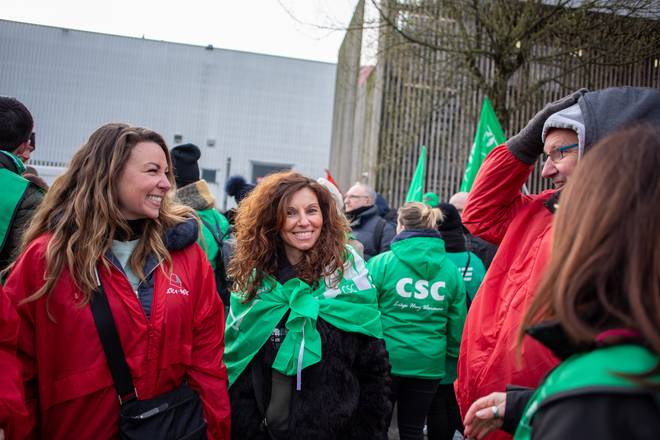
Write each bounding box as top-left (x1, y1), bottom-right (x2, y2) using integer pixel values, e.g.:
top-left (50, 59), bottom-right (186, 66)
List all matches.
top-left (507, 88), bottom-right (588, 164)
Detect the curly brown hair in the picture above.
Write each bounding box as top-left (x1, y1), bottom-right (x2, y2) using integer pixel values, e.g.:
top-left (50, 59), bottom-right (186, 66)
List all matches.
top-left (228, 171), bottom-right (350, 301)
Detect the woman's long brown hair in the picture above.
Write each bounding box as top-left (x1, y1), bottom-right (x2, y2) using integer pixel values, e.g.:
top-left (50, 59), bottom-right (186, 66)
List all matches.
top-left (14, 123), bottom-right (194, 309)
top-left (228, 171), bottom-right (349, 301)
top-left (520, 124), bottom-right (660, 388)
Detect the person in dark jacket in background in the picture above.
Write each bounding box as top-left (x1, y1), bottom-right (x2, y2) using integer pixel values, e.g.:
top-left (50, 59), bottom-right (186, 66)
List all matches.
top-left (224, 171), bottom-right (391, 440)
top-left (463, 125), bottom-right (660, 440)
top-left (344, 182), bottom-right (395, 260)
top-left (436, 203), bottom-right (486, 304)
top-left (376, 192), bottom-right (398, 225)
top-left (0, 97), bottom-right (44, 271)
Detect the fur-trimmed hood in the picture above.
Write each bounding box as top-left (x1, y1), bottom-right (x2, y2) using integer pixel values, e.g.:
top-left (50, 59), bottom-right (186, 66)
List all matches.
top-left (176, 180), bottom-right (216, 211)
top-left (164, 217), bottom-right (198, 251)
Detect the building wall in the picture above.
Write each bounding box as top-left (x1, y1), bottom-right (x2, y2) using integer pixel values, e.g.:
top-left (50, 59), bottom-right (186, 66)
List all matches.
top-left (0, 19), bottom-right (336, 209)
top-left (328, 0), bottom-right (364, 192)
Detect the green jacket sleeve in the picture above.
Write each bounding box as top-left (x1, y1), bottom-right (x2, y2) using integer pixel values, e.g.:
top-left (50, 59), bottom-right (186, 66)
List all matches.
top-left (446, 272), bottom-right (467, 358)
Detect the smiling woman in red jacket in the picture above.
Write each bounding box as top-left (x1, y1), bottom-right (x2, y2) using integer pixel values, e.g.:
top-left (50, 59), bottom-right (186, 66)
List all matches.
top-left (3, 123), bottom-right (230, 439)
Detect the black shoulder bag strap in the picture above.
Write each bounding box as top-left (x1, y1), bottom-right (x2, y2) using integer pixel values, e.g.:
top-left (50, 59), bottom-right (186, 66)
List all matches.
top-left (463, 252), bottom-right (472, 309)
top-left (463, 252), bottom-right (471, 278)
top-left (199, 217), bottom-right (230, 304)
top-left (90, 269), bottom-right (138, 404)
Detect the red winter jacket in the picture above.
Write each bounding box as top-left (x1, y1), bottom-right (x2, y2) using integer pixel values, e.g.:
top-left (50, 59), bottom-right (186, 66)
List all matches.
top-left (0, 284), bottom-right (28, 439)
top-left (4, 231), bottom-right (230, 439)
top-left (456, 145), bottom-right (559, 439)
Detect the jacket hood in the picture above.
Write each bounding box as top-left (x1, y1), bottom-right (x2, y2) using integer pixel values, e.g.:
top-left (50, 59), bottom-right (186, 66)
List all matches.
top-left (542, 103), bottom-right (586, 157)
top-left (526, 320), bottom-right (592, 360)
top-left (164, 217), bottom-right (198, 251)
top-left (176, 179), bottom-right (215, 211)
top-left (527, 320), bottom-right (648, 361)
top-left (375, 193), bottom-right (391, 217)
top-left (439, 229), bottom-right (466, 252)
top-left (579, 87), bottom-right (660, 156)
top-left (390, 229), bottom-right (447, 278)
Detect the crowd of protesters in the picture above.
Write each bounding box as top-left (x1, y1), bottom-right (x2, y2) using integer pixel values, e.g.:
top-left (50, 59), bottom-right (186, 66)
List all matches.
top-left (0, 85), bottom-right (658, 440)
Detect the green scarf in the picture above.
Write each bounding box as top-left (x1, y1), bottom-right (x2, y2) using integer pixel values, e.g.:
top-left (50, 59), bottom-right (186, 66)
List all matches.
top-left (224, 246), bottom-right (383, 388)
top-left (0, 150), bottom-right (26, 175)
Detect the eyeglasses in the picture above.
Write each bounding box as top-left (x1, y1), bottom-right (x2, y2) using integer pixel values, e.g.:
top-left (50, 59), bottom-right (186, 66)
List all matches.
top-left (543, 143), bottom-right (578, 163)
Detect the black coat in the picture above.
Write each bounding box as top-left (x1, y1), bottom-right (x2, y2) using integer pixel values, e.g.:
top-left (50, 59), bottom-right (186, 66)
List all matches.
top-left (437, 202), bottom-right (497, 269)
top-left (229, 317), bottom-right (392, 440)
top-left (348, 205), bottom-right (395, 261)
top-left (465, 234), bottom-right (497, 270)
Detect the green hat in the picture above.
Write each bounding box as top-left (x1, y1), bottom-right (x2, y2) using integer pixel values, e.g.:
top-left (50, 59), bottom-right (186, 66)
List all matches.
top-left (422, 192), bottom-right (439, 207)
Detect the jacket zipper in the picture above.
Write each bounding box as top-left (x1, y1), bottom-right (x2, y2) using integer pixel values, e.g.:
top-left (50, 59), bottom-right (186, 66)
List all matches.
top-left (103, 256), bottom-right (162, 393)
top-left (137, 258), bottom-right (163, 393)
top-left (105, 256), bottom-right (161, 322)
top-left (138, 258), bottom-right (162, 321)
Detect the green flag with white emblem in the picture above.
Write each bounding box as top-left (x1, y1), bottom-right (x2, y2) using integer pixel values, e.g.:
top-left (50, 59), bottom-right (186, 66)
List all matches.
top-left (460, 97), bottom-right (506, 192)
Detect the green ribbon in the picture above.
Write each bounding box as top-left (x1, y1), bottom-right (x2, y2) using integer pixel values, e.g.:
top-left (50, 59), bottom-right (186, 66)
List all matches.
top-left (224, 246), bottom-right (382, 388)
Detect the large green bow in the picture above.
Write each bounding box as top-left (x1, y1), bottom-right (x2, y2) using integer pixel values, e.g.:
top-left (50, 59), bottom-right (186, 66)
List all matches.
top-left (224, 247), bottom-right (383, 387)
top-left (271, 279), bottom-right (321, 389)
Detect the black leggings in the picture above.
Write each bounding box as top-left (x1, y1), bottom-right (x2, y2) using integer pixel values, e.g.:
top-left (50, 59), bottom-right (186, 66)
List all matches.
top-left (426, 383), bottom-right (463, 440)
top-left (387, 375), bottom-right (441, 440)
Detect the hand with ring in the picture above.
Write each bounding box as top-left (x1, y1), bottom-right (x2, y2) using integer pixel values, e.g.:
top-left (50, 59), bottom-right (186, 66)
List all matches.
top-left (463, 391), bottom-right (506, 439)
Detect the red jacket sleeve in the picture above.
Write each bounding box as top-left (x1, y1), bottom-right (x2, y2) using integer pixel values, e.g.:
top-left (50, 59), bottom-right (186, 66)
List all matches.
top-left (186, 250), bottom-right (231, 439)
top-left (0, 284), bottom-right (28, 439)
top-left (3, 237), bottom-right (48, 440)
top-left (463, 145), bottom-right (540, 244)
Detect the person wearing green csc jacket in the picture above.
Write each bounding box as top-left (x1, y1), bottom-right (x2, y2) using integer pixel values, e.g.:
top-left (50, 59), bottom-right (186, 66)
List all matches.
top-left (436, 202), bottom-right (486, 304)
top-left (368, 202), bottom-right (467, 440)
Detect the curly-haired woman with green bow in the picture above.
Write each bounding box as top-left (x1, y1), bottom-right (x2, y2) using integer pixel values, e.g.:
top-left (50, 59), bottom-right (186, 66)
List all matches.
top-left (224, 171), bottom-right (391, 440)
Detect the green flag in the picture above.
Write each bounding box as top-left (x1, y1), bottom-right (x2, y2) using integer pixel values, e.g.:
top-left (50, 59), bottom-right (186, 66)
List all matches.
top-left (460, 97), bottom-right (506, 192)
top-left (405, 146), bottom-right (426, 203)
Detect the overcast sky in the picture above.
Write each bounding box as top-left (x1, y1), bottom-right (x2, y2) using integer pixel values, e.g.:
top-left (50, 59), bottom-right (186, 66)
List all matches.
top-left (2, 0), bottom-right (359, 63)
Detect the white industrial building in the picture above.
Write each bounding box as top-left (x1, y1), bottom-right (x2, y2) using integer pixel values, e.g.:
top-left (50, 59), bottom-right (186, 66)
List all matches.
top-left (0, 19), bottom-right (336, 209)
